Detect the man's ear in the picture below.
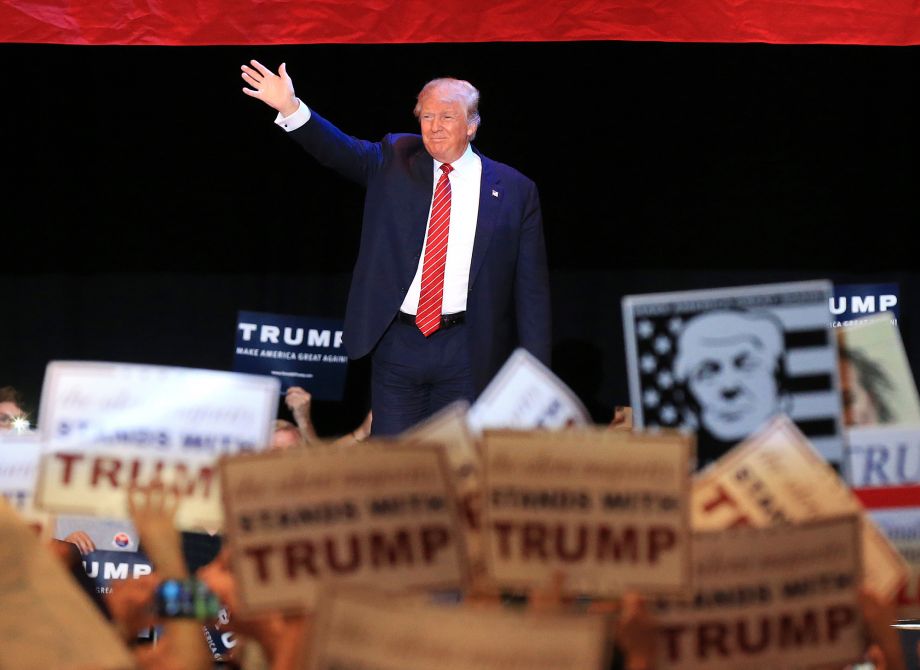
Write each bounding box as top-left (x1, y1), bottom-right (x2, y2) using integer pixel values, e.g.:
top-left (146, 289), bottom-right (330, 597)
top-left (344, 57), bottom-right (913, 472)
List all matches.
top-left (467, 122), bottom-right (478, 140)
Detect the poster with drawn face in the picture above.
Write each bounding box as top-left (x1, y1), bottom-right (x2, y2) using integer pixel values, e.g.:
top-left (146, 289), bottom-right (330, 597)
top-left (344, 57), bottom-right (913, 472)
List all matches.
top-left (623, 281), bottom-right (844, 466)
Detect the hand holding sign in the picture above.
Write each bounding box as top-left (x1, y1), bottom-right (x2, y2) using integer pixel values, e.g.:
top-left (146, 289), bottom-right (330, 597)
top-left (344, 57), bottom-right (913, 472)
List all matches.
top-left (64, 529), bottom-right (96, 555)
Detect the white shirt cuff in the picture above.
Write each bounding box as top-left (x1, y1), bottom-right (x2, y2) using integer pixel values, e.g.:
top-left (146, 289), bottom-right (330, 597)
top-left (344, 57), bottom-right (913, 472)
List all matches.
top-left (274, 100), bottom-right (311, 132)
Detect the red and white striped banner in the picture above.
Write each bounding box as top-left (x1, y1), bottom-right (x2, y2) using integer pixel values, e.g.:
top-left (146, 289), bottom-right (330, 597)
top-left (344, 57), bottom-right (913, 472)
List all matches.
top-left (2, 0), bottom-right (920, 46)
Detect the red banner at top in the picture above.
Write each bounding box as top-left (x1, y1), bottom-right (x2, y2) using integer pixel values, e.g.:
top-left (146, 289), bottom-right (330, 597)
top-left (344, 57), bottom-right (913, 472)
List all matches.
top-left (2, 0), bottom-right (920, 46)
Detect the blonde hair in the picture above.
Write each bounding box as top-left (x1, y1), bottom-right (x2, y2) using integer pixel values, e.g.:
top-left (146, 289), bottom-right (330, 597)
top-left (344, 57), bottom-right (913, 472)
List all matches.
top-left (413, 78), bottom-right (481, 137)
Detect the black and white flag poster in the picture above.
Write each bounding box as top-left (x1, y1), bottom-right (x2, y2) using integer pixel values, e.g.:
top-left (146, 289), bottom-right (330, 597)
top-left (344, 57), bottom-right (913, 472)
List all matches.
top-left (622, 280), bottom-right (844, 466)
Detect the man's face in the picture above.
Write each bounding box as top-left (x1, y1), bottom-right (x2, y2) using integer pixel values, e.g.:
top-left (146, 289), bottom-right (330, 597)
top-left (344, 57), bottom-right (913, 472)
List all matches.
top-left (418, 89), bottom-right (477, 164)
top-left (0, 401), bottom-right (24, 432)
top-left (685, 338), bottom-right (781, 441)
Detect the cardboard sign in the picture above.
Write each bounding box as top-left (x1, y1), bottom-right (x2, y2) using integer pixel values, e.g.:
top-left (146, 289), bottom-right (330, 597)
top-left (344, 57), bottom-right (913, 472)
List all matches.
top-left (853, 495), bottom-right (920, 622)
top-left (467, 348), bottom-right (590, 432)
top-left (623, 280), bottom-right (844, 465)
top-left (0, 497), bottom-right (135, 670)
top-left (221, 442), bottom-right (468, 613)
top-left (402, 402), bottom-right (485, 578)
top-left (831, 282), bottom-right (900, 328)
top-left (656, 516), bottom-right (863, 669)
top-left (837, 316), bottom-right (920, 426)
top-left (234, 310), bottom-right (348, 400)
top-left (307, 587), bottom-right (610, 670)
top-left (694, 415), bottom-right (908, 600)
top-left (0, 432), bottom-right (46, 525)
top-left (481, 429), bottom-right (693, 596)
top-left (35, 361), bottom-right (279, 530)
top-left (846, 425), bottom-right (920, 617)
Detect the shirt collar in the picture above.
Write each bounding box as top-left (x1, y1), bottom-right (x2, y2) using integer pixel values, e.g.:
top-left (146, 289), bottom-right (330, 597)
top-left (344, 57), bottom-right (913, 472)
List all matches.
top-left (433, 142), bottom-right (476, 175)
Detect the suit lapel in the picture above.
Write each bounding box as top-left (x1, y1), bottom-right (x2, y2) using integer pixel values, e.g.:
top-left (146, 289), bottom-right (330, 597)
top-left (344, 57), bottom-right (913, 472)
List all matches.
top-left (406, 148), bottom-right (435, 250)
top-left (469, 152), bottom-right (500, 290)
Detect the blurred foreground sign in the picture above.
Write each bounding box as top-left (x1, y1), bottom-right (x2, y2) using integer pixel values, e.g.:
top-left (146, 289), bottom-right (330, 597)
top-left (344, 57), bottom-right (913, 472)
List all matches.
top-left (307, 587), bottom-right (609, 670)
top-left (468, 349), bottom-right (590, 432)
top-left (656, 516), bottom-right (863, 669)
top-left (0, 432), bottom-right (50, 533)
top-left (221, 443), bottom-right (467, 613)
top-left (481, 428), bottom-right (693, 596)
top-left (35, 361), bottom-right (279, 530)
top-left (0, 497), bottom-right (134, 670)
top-left (694, 415), bottom-right (908, 600)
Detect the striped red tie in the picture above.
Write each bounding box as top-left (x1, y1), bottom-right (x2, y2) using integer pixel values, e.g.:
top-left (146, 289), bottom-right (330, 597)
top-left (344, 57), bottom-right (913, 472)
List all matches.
top-left (416, 163), bottom-right (454, 336)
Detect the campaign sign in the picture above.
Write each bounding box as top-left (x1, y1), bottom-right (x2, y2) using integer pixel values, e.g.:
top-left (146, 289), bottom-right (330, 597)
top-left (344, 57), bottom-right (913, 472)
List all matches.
top-left (693, 415), bottom-right (908, 600)
top-left (203, 609), bottom-right (237, 662)
top-left (623, 280), bottom-right (844, 465)
top-left (846, 426), bottom-right (920, 488)
top-left (402, 402), bottom-right (486, 581)
top-left (846, 425), bottom-right (920, 617)
top-left (0, 498), bottom-right (135, 670)
top-left (838, 316), bottom-right (920, 426)
top-left (82, 550), bottom-right (153, 592)
top-left (234, 311), bottom-right (347, 401)
top-left (221, 442), bottom-right (468, 613)
top-left (307, 587), bottom-right (610, 670)
top-left (35, 361), bottom-right (279, 530)
top-left (468, 348), bottom-right (590, 433)
top-left (862, 503), bottom-right (920, 618)
top-left (831, 283), bottom-right (899, 328)
top-left (54, 515), bottom-right (150, 596)
top-left (655, 516), bottom-right (863, 669)
top-left (481, 428), bottom-right (693, 596)
top-left (0, 432), bottom-right (49, 533)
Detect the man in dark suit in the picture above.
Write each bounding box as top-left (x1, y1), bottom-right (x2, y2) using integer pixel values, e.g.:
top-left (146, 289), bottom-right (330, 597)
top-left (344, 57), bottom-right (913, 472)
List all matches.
top-left (242, 61), bottom-right (551, 435)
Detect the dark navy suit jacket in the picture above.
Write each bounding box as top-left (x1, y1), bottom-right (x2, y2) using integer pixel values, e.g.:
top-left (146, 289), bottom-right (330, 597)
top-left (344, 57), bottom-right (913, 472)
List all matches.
top-left (289, 111), bottom-right (551, 393)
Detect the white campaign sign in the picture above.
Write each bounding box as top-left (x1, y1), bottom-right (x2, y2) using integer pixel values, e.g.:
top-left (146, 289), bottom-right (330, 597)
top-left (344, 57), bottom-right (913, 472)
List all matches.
top-left (35, 361), bottom-right (279, 530)
top-left (845, 425), bottom-right (920, 616)
top-left (0, 433), bottom-right (51, 533)
top-left (0, 433), bottom-right (41, 509)
top-left (846, 425), bottom-right (920, 488)
top-left (468, 349), bottom-right (590, 433)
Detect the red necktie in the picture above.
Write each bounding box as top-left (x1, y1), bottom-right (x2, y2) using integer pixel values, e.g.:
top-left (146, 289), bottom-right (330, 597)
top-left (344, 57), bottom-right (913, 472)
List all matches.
top-left (416, 163), bottom-right (454, 336)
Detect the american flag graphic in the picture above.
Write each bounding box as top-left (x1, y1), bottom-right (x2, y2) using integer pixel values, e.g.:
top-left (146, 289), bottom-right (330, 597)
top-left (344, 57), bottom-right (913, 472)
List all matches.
top-left (623, 281), bottom-right (844, 464)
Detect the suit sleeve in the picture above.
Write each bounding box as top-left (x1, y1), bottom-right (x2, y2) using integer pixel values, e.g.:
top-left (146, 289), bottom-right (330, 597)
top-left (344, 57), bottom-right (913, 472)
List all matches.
top-left (514, 181), bottom-right (552, 365)
top-left (286, 110), bottom-right (384, 187)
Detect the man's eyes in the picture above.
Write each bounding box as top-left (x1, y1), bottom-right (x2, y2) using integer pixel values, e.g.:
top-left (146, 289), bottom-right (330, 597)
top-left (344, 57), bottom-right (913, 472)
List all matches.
top-left (734, 353), bottom-right (762, 371)
top-left (694, 361), bottom-right (721, 380)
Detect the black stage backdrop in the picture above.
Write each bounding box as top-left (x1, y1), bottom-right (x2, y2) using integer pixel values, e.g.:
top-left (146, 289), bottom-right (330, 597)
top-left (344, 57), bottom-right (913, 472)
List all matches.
top-left (2, 42), bottom-right (918, 433)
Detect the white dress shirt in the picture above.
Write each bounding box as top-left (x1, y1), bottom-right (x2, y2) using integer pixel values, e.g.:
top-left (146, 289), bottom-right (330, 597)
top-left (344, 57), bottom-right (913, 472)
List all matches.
top-left (400, 144), bottom-right (481, 315)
